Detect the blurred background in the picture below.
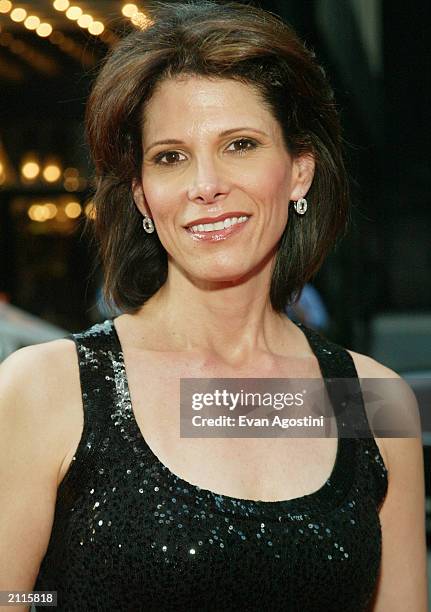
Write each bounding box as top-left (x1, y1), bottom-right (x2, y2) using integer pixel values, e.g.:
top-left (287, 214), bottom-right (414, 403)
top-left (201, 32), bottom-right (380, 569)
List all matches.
top-left (0, 0), bottom-right (430, 594)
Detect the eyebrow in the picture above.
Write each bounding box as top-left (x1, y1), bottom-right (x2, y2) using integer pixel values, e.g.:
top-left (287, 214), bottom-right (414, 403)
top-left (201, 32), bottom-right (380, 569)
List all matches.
top-left (143, 127), bottom-right (268, 153)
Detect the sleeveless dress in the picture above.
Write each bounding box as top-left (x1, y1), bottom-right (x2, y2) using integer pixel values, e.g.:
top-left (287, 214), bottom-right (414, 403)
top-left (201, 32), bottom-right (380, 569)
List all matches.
top-left (34, 319), bottom-right (388, 611)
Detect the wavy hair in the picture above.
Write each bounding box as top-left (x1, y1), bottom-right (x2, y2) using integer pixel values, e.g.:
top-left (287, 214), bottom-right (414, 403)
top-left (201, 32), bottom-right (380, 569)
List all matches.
top-left (85, 0), bottom-right (350, 313)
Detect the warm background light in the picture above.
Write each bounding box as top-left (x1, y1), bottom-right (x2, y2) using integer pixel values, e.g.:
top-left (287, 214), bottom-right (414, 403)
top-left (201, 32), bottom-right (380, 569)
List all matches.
top-left (45, 203), bottom-right (58, 219)
top-left (21, 161), bottom-right (40, 180)
top-left (88, 20), bottom-right (104, 35)
top-left (10, 8), bottom-right (27, 22)
top-left (0, 0), bottom-right (12, 14)
top-left (65, 201), bottom-right (81, 218)
top-left (85, 201), bottom-right (96, 219)
top-left (122, 3), bottom-right (138, 18)
top-left (28, 204), bottom-right (51, 222)
top-left (66, 6), bottom-right (82, 20)
top-left (24, 16), bottom-right (41, 30)
top-left (77, 14), bottom-right (92, 28)
top-left (63, 176), bottom-right (79, 191)
top-left (36, 23), bottom-right (53, 37)
top-left (53, 0), bottom-right (70, 10)
top-left (130, 12), bottom-right (152, 28)
top-left (43, 164), bottom-right (61, 182)
top-left (63, 167), bottom-right (79, 178)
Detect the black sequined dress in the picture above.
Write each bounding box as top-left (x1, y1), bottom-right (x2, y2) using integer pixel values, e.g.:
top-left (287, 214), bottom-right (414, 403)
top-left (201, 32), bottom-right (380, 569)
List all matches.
top-left (34, 319), bottom-right (388, 611)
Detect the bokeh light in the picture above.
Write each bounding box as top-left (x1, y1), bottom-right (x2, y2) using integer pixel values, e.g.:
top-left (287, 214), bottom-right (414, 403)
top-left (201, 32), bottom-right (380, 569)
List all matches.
top-left (28, 204), bottom-right (51, 222)
top-left (77, 14), bottom-right (92, 29)
top-left (45, 203), bottom-right (58, 219)
top-left (21, 161), bottom-right (40, 180)
top-left (53, 0), bottom-right (70, 10)
top-left (63, 167), bottom-right (79, 178)
top-left (130, 11), bottom-right (152, 28)
top-left (66, 6), bottom-right (82, 20)
top-left (85, 201), bottom-right (96, 219)
top-left (36, 23), bottom-right (53, 37)
top-left (43, 164), bottom-right (61, 182)
top-left (10, 8), bottom-right (27, 22)
top-left (88, 21), bottom-right (104, 35)
top-left (0, 1), bottom-right (12, 14)
top-left (122, 3), bottom-right (138, 18)
top-left (24, 16), bottom-right (41, 30)
top-left (64, 176), bottom-right (79, 191)
top-left (65, 201), bottom-right (82, 218)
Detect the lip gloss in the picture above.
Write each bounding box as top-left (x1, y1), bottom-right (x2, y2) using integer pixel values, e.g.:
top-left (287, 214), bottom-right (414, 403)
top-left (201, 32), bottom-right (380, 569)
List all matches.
top-left (185, 218), bottom-right (250, 242)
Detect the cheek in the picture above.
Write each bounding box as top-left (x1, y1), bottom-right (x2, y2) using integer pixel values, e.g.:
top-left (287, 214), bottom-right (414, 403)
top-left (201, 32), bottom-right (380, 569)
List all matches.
top-left (141, 179), bottom-right (175, 219)
top-left (248, 162), bottom-right (291, 210)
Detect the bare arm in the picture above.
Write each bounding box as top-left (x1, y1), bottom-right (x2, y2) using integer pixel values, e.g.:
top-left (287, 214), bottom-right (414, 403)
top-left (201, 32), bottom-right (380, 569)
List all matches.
top-left (369, 433), bottom-right (428, 611)
top-left (349, 351), bottom-right (429, 611)
top-left (0, 342), bottom-right (76, 612)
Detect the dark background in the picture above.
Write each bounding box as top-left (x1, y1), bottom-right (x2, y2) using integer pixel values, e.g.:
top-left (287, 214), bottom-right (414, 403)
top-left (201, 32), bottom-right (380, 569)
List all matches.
top-left (0, 0), bottom-right (430, 355)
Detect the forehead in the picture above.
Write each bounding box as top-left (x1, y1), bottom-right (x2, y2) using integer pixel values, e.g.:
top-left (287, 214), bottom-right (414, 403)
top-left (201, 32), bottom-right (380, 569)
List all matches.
top-left (142, 76), bottom-right (277, 138)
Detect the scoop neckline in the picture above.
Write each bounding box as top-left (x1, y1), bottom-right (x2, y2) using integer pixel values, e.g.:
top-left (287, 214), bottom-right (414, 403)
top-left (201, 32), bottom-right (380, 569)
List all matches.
top-left (108, 317), bottom-right (355, 517)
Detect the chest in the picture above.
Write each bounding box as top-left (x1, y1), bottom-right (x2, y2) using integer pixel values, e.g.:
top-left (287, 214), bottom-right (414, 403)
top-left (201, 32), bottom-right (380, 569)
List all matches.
top-left (121, 349), bottom-right (339, 502)
top-left (42, 452), bottom-right (382, 612)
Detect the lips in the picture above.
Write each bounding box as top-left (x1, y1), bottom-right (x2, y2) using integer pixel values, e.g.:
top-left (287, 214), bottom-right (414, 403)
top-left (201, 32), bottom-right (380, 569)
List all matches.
top-left (183, 211), bottom-right (251, 228)
top-left (185, 215), bottom-right (250, 241)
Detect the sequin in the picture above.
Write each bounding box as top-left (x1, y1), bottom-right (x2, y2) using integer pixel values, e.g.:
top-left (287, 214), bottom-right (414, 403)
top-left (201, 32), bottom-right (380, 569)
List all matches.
top-left (34, 318), bottom-right (388, 611)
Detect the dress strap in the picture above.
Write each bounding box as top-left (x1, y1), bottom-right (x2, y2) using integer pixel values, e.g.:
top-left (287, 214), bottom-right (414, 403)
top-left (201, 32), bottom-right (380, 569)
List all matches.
top-left (296, 323), bottom-right (388, 508)
top-left (295, 322), bottom-right (357, 378)
top-left (56, 321), bottom-right (118, 506)
top-left (295, 322), bottom-right (375, 439)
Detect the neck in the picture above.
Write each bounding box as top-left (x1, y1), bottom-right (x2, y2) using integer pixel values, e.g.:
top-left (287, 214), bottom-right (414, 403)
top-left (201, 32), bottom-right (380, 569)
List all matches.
top-left (132, 258), bottom-right (297, 367)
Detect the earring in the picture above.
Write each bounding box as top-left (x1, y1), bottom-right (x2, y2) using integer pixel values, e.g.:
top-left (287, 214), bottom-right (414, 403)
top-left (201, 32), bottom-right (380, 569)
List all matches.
top-left (142, 214), bottom-right (155, 234)
top-left (293, 197), bottom-right (307, 215)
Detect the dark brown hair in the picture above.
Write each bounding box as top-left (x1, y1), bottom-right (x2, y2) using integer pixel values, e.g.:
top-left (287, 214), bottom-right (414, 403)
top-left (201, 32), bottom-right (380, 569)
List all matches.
top-left (85, 0), bottom-right (350, 313)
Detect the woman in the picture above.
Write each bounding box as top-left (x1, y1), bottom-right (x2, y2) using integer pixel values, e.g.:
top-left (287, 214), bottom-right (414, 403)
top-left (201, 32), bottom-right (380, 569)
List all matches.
top-left (0, 1), bottom-right (427, 610)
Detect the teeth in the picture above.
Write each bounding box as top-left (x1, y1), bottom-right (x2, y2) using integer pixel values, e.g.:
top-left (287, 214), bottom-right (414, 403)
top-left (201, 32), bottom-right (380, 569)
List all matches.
top-left (189, 216), bottom-right (249, 233)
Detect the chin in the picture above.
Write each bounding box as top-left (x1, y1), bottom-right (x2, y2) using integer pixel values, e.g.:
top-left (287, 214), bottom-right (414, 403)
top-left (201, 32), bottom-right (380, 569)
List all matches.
top-left (190, 264), bottom-right (255, 285)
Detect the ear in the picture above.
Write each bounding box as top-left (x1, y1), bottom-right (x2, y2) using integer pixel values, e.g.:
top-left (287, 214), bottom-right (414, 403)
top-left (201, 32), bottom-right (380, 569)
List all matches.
top-left (132, 178), bottom-right (152, 218)
top-left (289, 153), bottom-right (315, 201)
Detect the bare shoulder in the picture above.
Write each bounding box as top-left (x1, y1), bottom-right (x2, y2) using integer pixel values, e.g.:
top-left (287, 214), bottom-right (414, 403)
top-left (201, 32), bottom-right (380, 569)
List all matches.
top-left (1, 336), bottom-right (77, 368)
top-left (0, 338), bottom-right (83, 472)
top-left (0, 337), bottom-right (80, 408)
top-left (346, 349), bottom-right (400, 379)
top-left (0, 339), bottom-right (84, 591)
top-left (346, 349), bottom-right (422, 477)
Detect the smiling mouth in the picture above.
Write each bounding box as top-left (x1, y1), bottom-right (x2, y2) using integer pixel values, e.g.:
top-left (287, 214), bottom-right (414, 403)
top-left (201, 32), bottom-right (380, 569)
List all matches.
top-left (184, 215), bottom-right (251, 242)
top-left (187, 215), bottom-right (250, 233)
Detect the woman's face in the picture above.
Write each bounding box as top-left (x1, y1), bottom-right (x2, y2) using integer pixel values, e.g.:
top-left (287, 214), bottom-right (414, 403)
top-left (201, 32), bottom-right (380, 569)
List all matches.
top-left (134, 75), bottom-right (314, 284)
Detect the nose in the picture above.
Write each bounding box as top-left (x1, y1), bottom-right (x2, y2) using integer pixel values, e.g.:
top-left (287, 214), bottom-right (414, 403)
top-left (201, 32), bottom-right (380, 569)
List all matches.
top-left (187, 161), bottom-right (230, 204)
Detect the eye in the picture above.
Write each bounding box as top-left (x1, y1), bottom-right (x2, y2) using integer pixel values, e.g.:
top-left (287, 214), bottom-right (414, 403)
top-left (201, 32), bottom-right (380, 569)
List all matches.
top-left (226, 138), bottom-right (259, 154)
top-left (153, 150), bottom-right (186, 166)
top-left (152, 137), bottom-right (259, 166)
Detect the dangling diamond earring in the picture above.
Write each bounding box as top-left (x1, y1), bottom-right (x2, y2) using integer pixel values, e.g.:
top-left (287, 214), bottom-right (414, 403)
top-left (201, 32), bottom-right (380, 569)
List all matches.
top-left (142, 214), bottom-right (155, 234)
top-left (293, 197), bottom-right (307, 215)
